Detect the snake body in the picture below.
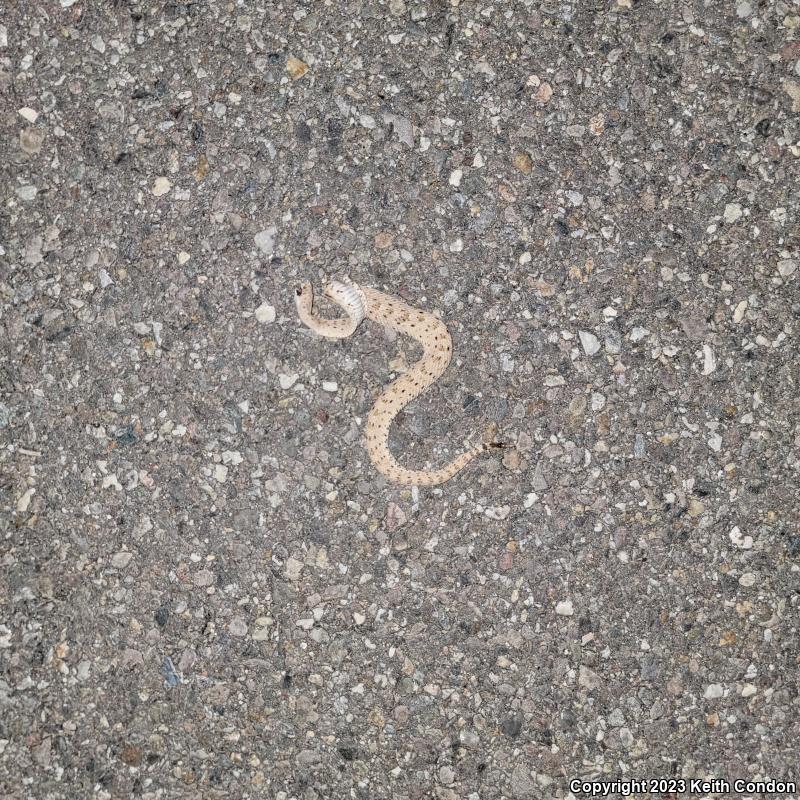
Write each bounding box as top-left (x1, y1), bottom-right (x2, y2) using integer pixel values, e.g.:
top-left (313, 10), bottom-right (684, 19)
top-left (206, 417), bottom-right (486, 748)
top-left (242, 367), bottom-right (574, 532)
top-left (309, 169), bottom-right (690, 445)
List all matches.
top-left (295, 279), bottom-right (502, 486)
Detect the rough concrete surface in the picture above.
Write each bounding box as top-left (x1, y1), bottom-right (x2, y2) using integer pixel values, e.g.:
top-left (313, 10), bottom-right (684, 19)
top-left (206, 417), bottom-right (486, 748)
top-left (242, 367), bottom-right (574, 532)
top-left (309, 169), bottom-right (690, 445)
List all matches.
top-left (1, 1), bottom-right (799, 798)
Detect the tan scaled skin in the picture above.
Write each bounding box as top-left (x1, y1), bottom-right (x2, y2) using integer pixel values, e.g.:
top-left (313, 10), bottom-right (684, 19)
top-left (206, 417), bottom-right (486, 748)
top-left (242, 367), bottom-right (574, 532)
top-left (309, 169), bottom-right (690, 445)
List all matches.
top-left (295, 279), bottom-right (503, 486)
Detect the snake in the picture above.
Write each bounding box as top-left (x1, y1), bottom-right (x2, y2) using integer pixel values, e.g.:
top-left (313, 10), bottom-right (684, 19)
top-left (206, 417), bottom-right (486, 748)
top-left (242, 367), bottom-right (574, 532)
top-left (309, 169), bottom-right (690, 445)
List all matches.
top-left (294, 278), bottom-right (503, 486)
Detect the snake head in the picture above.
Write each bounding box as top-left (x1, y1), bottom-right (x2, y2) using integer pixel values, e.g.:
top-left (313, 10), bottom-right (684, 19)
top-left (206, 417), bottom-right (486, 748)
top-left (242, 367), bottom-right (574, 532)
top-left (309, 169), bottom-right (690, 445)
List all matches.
top-left (294, 282), bottom-right (313, 314)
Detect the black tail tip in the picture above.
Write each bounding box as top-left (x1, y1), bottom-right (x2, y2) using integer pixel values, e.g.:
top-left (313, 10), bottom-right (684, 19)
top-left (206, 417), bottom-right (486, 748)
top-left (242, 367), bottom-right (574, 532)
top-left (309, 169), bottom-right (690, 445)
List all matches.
top-left (483, 442), bottom-right (505, 450)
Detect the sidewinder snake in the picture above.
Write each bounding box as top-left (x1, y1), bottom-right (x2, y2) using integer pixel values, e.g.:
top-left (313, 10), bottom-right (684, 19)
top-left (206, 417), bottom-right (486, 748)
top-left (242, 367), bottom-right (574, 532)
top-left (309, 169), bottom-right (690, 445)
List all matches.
top-left (295, 279), bottom-right (503, 486)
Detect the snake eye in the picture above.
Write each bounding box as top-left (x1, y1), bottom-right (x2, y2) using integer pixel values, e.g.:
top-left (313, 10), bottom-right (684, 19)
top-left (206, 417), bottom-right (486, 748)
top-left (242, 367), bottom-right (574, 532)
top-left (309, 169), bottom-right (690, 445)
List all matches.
top-left (295, 286), bottom-right (303, 296)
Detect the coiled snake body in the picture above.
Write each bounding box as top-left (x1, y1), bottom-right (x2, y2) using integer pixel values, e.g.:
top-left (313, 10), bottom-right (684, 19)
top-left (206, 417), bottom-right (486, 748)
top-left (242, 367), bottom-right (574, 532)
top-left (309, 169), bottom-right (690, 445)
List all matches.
top-left (295, 279), bottom-right (502, 486)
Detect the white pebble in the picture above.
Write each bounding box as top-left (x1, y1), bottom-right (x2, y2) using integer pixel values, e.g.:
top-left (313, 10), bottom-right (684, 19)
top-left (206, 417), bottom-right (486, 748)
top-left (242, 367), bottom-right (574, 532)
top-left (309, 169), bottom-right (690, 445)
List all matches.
top-left (254, 302), bottom-right (276, 324)
top-left (733, 299), bottom-right (748, 323)
top-left (16, 487), bottom-right (35, 512)
top-left (579, 665), bottom-right (601, 689)
top-left (252, 617), bottom-right (273, 641)
top-left (442, 289), bottom-right (458, 306)
top-left (738, 572), bottom-right (756, 587)
top-left (449, 168), bottom-right (463, 187)
top-left (16, 185), bottom-right (38, 201)
top-left (777, 259), bottom-right (796, 277)
top-left (729, 526), bottom-right (754, 549)
top-left (484, 505), bottom-right (510, 520)
top-left (555, 600), bottom-right (574, 616)
top-left (579, 330), bottom-right (601, 356)
top-left (214, 464), bottom-right (228, 483)
top-left (285, 557), bottom-right (303, 581)
top-left (723, 203), bottom-right (743, 223)
top-left (279, 373), bottom-right (298, 389)
top-left (254, 226), bottom-right (277, 255)
top-left (18, 107), bottom-right (39, 123)
top-left (111, 551), bottom-right (133, 569)
top-left (702, 344), bottom-right (716, 375)
top-left (152, 176), bottom-right (172, 196)
top-left (102, 474), bottom-right (122, 490)
top-left (704, 683), bottom-right (724, 699)
top-left (322, 381), bottom-right (338, 392)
